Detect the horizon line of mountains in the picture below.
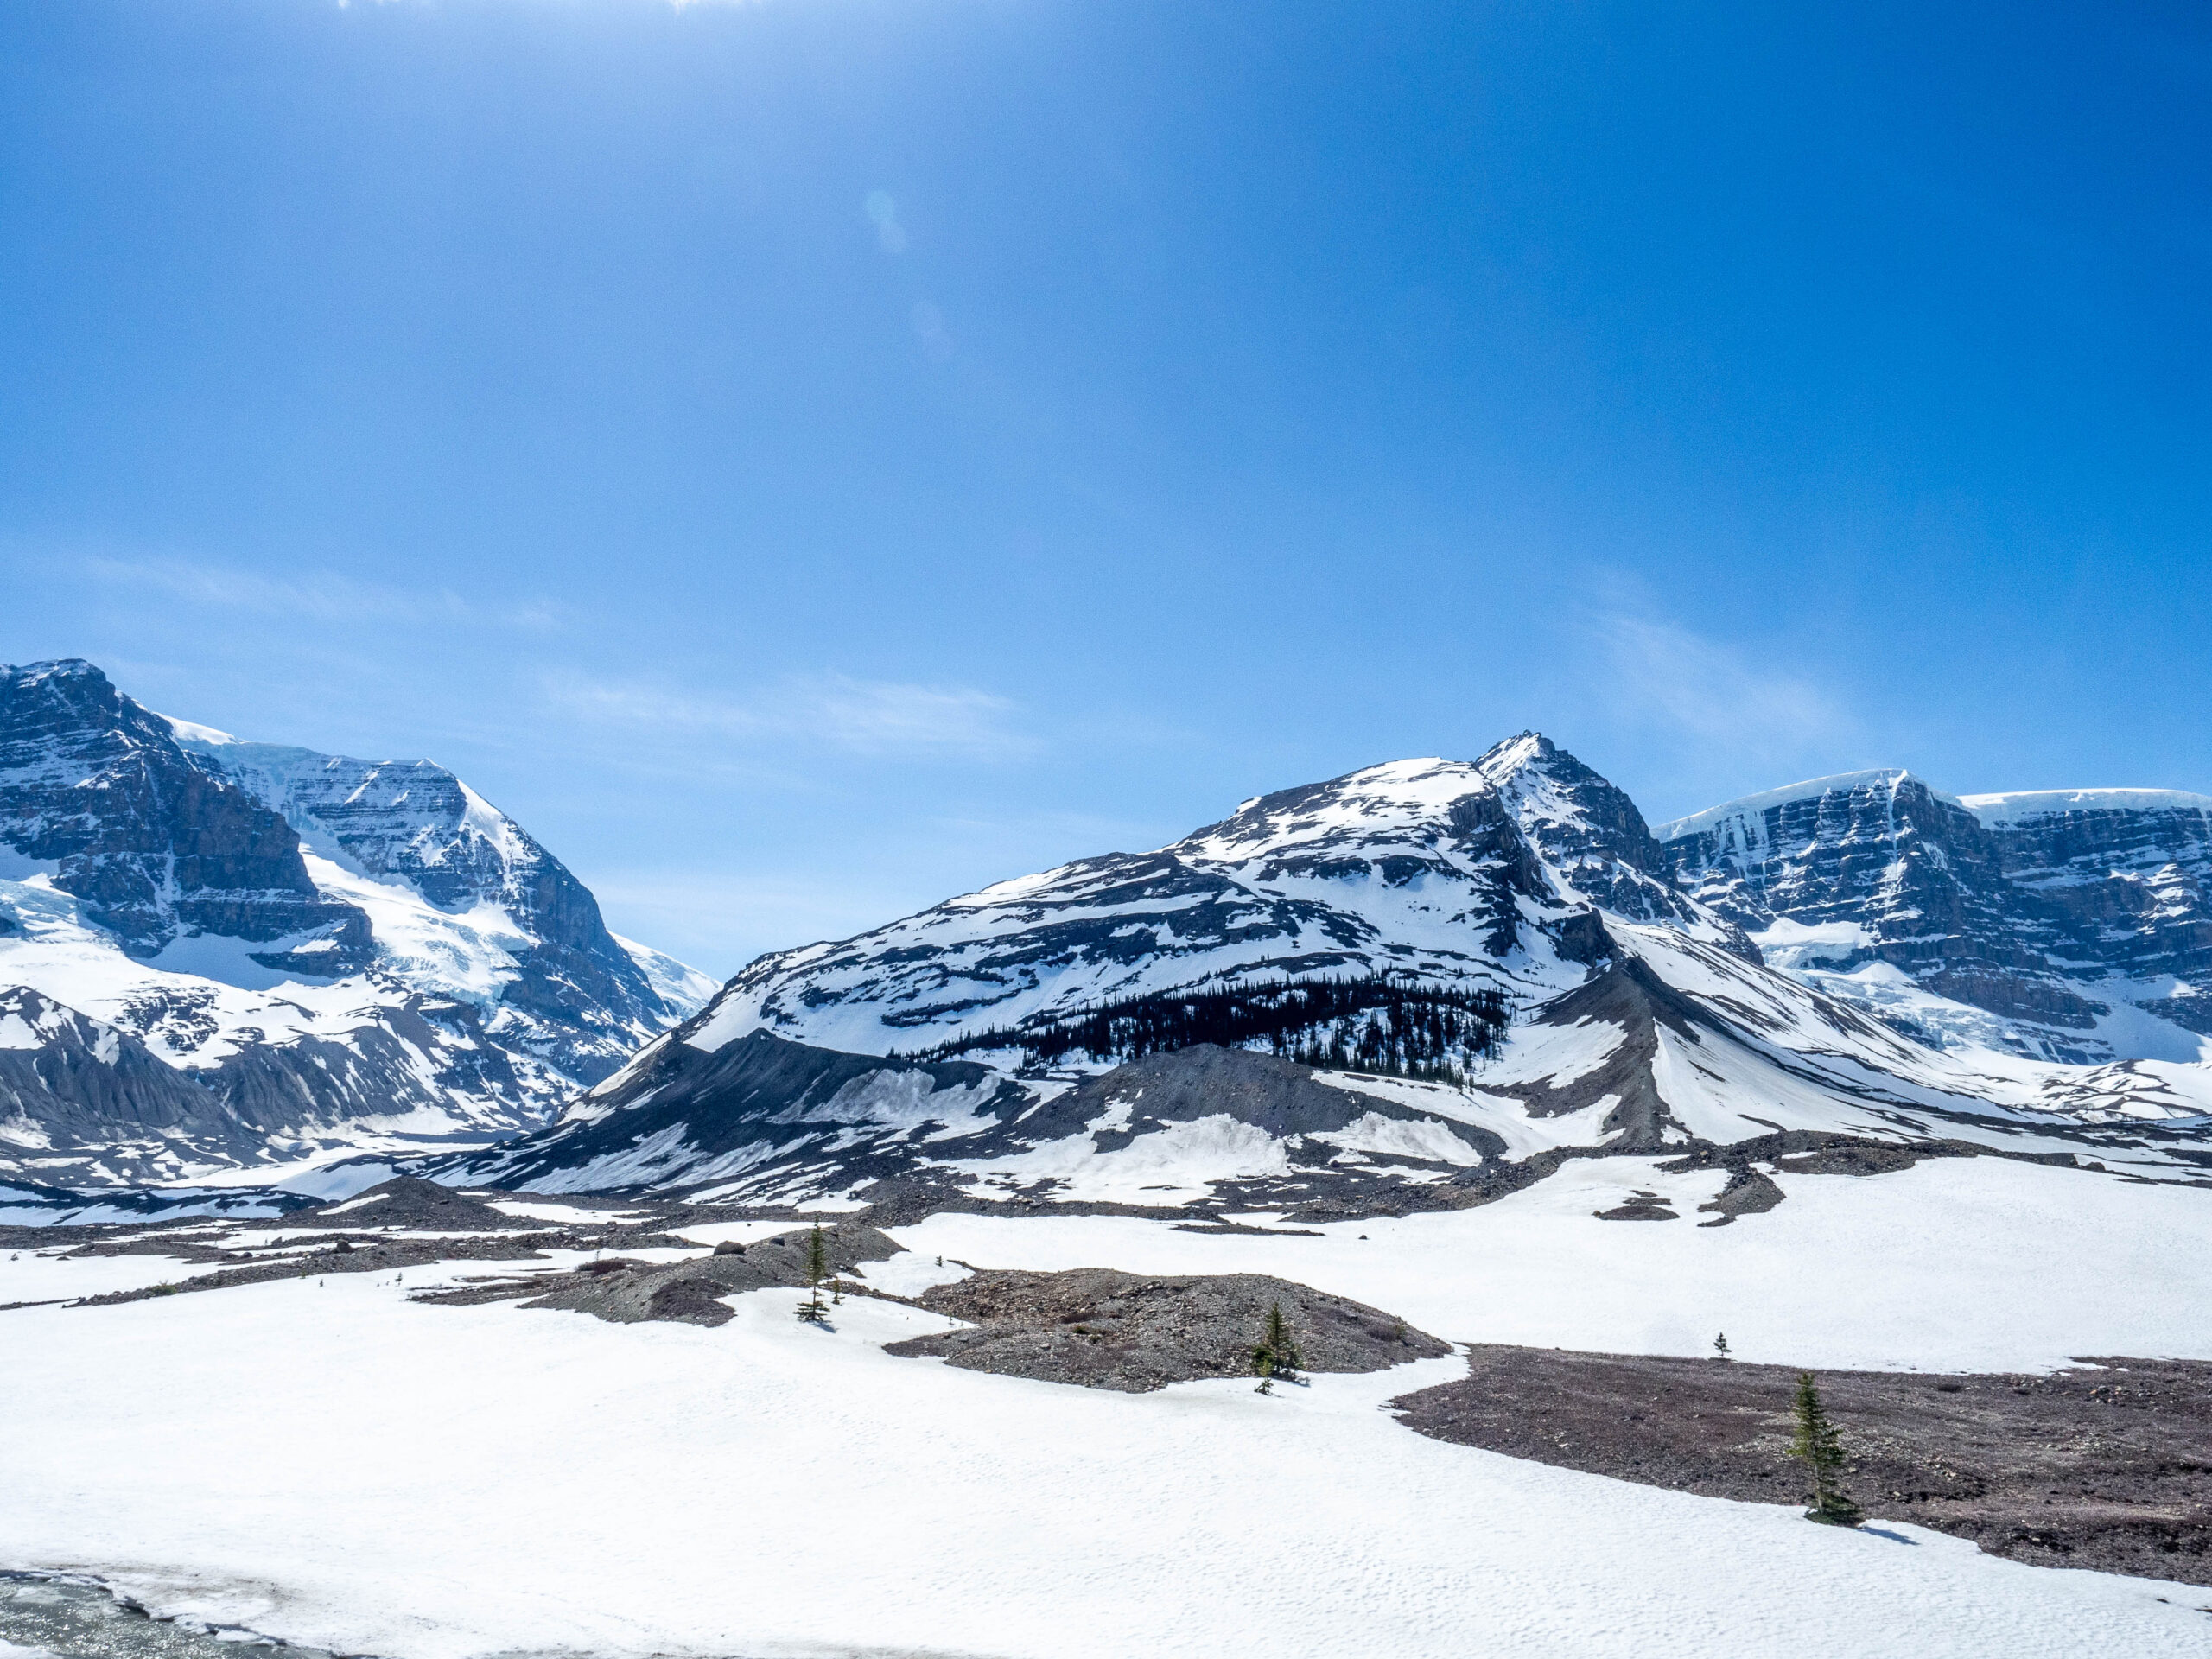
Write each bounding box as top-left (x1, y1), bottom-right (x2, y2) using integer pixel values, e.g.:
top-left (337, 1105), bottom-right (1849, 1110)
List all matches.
top-left (4, 655), bottom-right (2210, 1211)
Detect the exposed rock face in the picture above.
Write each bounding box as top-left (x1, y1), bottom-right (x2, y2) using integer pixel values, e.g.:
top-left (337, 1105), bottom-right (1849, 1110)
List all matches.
top-left (1014, 1043), bottom-right (1507, 1162)
top-left (1658, 772), bottom-right (2212, 1059)
top-left (1972, 793), bottom-right (2212, 1027)
top-left (202, 989), bottom-right (524, 1136)
top-left (446, 1027), bottom-right (1033, 1198)
top-left (438, 1029), bottom-right (1552, 1204)
top-left (0, 660), bottom-right (371, 972)
top-left (0, 976), bottom-right (545, 1187)
top-left (0, 985), bottom-right (235, 1141)
top-left (0, 985), bottom-right (264, 1179)
top-left (1477, 734), bottom-right (1752, 950)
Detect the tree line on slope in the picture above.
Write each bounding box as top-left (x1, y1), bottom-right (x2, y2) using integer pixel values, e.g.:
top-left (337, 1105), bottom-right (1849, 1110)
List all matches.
top-left (902, 973), bottom-right (1512, 1084)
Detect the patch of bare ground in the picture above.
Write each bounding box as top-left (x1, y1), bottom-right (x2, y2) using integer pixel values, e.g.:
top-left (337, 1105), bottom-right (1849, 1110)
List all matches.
top-left (888, 1268), bottom-right (1447, 1392)
top-left (1393, 1344), bottom-right (2212, 1586)
top-left (413, 1224), bottom-right (903, 1324)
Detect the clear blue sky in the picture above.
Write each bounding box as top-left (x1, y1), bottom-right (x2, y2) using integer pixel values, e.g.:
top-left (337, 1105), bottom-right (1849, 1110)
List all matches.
top-left (4, 1), bottom-right (2208, 976)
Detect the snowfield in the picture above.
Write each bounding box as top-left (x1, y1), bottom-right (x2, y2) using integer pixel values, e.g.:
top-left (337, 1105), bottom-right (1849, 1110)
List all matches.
top-left (0, 1248), bottom-right (200, 1305)
top-left (6, 1156), bottom-right (2212, 1659)
top-left (893, 1156), bottom-right (2212, 1374)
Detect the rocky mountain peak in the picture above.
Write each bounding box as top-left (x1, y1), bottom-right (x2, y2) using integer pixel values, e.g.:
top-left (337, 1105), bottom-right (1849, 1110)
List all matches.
top-left (1173, 757), bottom-right (1508, 864)
top-left (0, 658), bottom-right (372, 974)
top-left (175, 734), bottom-right (672, 1074)
top-left (0, 659), bottom-right (715, 1189)
top-left (1471, 733), bottom-right (1732, 938)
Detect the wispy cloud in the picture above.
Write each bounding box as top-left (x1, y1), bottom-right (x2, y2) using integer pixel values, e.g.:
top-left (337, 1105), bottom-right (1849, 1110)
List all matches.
top-left (863, 190), bottom-right (908, 254)
top-left (86, 557), bottom-right (562, 631)
top-left (910, 299), bottom-right (953, 362)
top-left (551, 672), bottom-right (1036, 760)
top-left (1597, 611), bottom-right (1856, 760)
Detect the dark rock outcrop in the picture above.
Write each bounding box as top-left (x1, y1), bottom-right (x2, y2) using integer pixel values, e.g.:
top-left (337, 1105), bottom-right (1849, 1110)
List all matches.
top-left (889, 1267), bottom-right (1450, 1391)
top-left (0, 985), bottom-right (246, 1150)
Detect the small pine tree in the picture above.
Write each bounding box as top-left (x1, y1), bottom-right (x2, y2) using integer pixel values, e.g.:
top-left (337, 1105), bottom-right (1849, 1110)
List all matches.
top-left (1789, 1371), bottom-right (1864, 1527)
top-left (1251, 1300), bottom-right (1303, 1383)
top-left (796, 1222), bottom-right (831, 1324)
top-left (1713, 1332), bottom-right (1732, 1360)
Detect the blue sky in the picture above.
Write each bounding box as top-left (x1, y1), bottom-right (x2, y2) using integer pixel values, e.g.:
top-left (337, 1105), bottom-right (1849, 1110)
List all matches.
top-left (4, 0), bottom-right (2208, 976)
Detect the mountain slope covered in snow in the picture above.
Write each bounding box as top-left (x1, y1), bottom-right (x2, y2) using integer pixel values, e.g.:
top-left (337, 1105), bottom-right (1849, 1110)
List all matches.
top-left (0, 659), bottom-right (713, 1187)
top-left (452, 736), bottom-right (2212, 1207)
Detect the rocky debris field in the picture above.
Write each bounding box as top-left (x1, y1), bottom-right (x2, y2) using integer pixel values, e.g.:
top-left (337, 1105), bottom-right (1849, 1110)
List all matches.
top-left (1393, 1344), bottom-right (2212, 1585)
top-left (287, 1177), bottom-right (543, 1231)
top-left (887, 1268), bottom-right (1450, 1392)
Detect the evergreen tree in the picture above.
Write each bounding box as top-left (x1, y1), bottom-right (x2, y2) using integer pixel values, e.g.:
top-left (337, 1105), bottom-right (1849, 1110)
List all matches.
top-left (903, 971), bottom-right (1510, 1079)
top-left (1713, 1332), bottom-right (1732, 1360)
top-left (1251, 1299), bottom-right (1303, 1383)
top-left (1788, 1372), bottom-right (1864, 1526)
top-left (796, 1222), bottom-right (831, 1324)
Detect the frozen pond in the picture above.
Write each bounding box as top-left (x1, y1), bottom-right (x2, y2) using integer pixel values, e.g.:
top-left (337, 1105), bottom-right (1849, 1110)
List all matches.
top-left (0, 1575), bottom-right (339, 1659)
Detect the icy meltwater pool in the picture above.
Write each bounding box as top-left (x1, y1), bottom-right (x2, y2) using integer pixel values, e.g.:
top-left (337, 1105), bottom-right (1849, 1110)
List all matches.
top-left (0, 1575), bottom-right (341, 1659)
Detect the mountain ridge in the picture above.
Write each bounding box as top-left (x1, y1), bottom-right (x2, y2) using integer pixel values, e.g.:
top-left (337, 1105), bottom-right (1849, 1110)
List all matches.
top-left (1660, 767), bottom-right (2212, 1061)
top-left (429, 734), bottom-right (2212, 1211)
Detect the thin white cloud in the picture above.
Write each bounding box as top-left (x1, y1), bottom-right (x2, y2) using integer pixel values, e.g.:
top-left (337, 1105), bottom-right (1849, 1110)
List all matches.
top-left (910, 299), bottom-right (953, 362)
top-left (86, 557), bottom-right (559, 631)
top-left (1598, 612), bottom-right (1855, 759)
top-left (552, 672), bottom-right (1035, 760)
top-left (864, 190), bottom-right (907, 254)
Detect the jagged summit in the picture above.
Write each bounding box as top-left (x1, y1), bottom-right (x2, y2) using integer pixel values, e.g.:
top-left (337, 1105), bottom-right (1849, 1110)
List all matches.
top-left (0, 658), bottom-right (371, 973)
top-left (665, 736), bottom-right (1748, 1071)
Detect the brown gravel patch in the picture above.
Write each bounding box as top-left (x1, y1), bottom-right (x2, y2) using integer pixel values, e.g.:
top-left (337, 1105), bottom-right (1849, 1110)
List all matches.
top-left (1393, 1343), bottom-right (2212, 1586)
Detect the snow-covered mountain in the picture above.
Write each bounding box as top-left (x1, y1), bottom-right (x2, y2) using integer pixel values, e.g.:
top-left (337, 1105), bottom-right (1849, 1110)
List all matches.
top-left (448, 736), bottom-right (2212, 1206)
top-left (0, 658), bottom-right (715, 1186)
top-left (688, 737), bottom-right (1748, 1059)
top-left (1657, 770), bottom-right (2212, 1064)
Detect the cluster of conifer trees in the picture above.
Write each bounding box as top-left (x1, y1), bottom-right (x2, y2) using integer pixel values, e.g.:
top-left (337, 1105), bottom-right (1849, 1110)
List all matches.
top-left (908, 972), bottom-right (1511, 1084)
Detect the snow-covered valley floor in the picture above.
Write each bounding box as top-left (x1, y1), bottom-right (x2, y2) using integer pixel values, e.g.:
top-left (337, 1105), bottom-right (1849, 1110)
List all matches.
top-left (5, 1156), bottom-right (2211, 1659)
